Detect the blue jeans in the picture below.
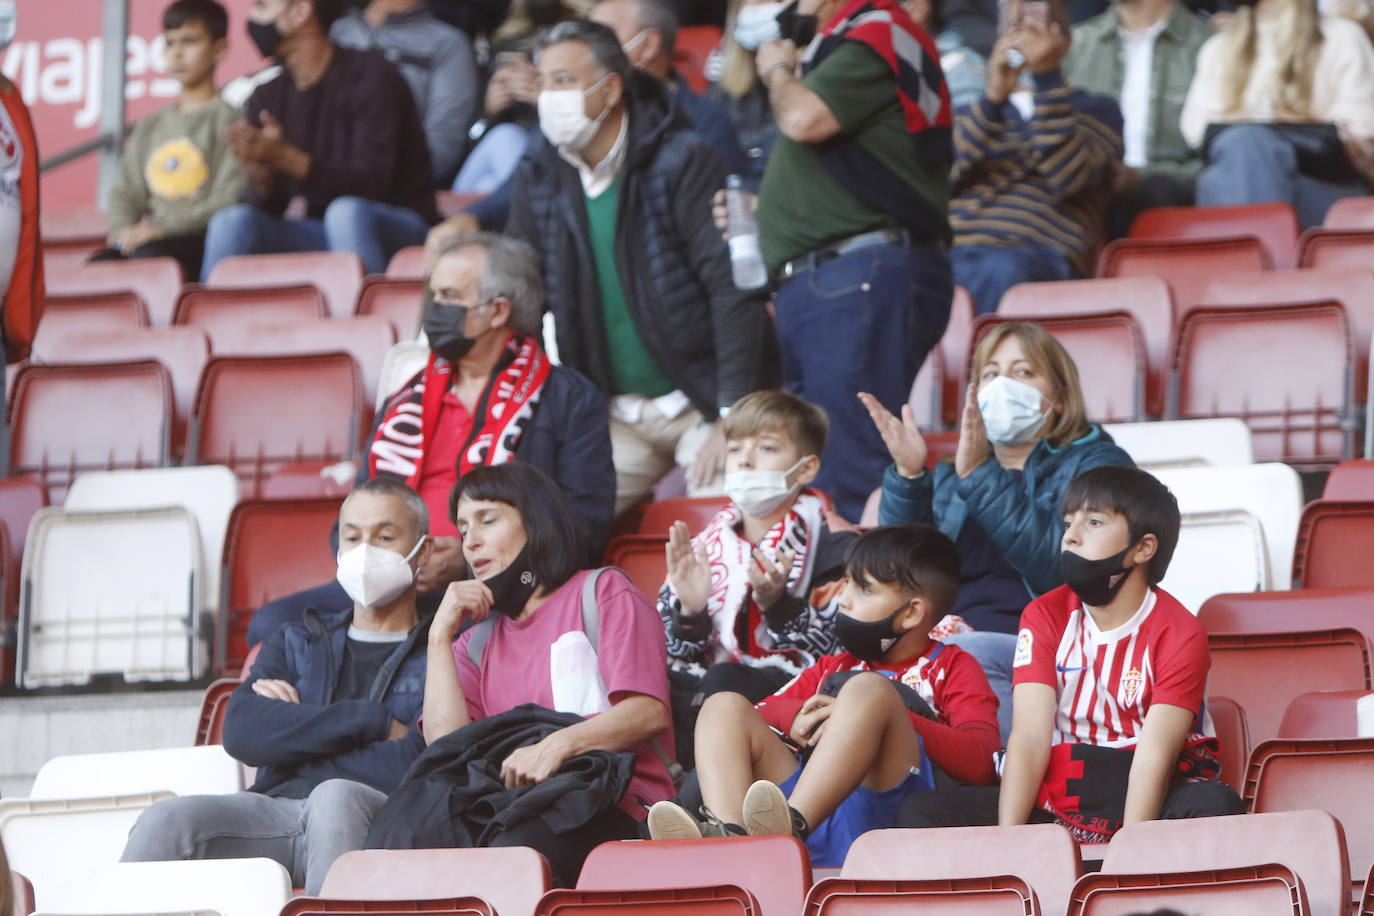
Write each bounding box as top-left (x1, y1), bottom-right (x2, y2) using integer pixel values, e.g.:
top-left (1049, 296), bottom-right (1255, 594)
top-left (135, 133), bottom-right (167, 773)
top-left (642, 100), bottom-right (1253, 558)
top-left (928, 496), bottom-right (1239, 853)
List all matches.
top-left (774, 243), bottom-right (952, 521)
top-left (201, 197), bottom-right (431, 281)
top-left (950, 242), bottom-right (1074, 315)
top-left (943, 630), bottom-right (1015, 746)
top-left (1197, 124), bottom-right (1373, 231)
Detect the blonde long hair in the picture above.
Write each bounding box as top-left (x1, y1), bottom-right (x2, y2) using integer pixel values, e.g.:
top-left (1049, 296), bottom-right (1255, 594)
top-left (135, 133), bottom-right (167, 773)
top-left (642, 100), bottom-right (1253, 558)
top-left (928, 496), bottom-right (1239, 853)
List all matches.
top-left (971, 322), bottom-right (1091, 449)
top-left (718, 0), bottom-right (760, 98)
top-left (1215, 0), bottom-right (1324, 117)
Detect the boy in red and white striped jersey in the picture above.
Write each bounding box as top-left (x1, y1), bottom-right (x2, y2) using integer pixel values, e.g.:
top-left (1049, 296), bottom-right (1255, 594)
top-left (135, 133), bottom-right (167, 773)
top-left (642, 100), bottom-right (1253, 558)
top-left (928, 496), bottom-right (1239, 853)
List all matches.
top-left (900, 466), bottom-right (1244, 841)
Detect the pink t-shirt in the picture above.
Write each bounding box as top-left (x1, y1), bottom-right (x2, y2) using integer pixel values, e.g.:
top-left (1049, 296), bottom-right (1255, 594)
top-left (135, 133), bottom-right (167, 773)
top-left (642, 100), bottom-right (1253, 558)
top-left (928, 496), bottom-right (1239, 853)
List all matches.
top-left (452, 568), bottom-right (675, 819)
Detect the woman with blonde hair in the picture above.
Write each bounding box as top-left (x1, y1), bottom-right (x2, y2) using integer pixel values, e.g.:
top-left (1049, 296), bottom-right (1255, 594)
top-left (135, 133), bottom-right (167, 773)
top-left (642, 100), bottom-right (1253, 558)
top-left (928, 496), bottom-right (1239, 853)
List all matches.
top-left (1180, 0), bottom-right (1374, 227)
top-left (861, 321), bottom-right (1134, 738)
top-left (707, 0), bottom-right (784, 184)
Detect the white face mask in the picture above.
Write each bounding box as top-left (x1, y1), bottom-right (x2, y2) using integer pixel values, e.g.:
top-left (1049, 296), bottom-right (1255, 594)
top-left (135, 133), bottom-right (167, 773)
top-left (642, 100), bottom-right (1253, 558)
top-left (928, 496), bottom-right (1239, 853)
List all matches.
top-left (724, 457), bottom-right (808, 517)
top-left (734, 3), bottom-right (784, 49)
top-left (977, 374), bottom-right (1052, 446)
top-left (537, 74), bottom-right (611, 152)
top-left (0, 2), bottom-right (15, 52)
top-left (336, 536), bottom-right (427, 609)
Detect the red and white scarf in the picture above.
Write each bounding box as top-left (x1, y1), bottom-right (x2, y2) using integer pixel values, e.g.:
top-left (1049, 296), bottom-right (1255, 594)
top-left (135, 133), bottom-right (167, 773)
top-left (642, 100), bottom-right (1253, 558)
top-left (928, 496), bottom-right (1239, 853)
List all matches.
top-left (367, 335), bottom-right (552, 486)
top-left (691, 492), bottom-right (825, 666)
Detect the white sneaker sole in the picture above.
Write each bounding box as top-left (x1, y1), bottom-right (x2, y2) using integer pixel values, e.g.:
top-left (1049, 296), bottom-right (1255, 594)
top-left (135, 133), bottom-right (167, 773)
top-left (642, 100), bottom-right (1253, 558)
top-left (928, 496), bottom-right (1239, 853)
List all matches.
top-left (741, 779), bottom-right (794, 837)
top-left (647, 801), bottom-right (704, 841)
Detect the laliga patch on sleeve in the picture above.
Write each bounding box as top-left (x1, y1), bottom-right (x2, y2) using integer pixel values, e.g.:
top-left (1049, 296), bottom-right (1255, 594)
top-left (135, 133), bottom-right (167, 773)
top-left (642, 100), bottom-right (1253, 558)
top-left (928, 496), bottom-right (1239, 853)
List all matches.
top-left (1013, 628), bottom-right (1034, 668)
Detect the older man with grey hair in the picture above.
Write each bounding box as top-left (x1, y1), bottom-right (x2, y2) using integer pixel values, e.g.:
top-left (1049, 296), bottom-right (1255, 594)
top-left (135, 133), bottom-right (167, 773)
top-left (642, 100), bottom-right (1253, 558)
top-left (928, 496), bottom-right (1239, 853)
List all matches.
top-left (244, 232), bottom-right (614, 646)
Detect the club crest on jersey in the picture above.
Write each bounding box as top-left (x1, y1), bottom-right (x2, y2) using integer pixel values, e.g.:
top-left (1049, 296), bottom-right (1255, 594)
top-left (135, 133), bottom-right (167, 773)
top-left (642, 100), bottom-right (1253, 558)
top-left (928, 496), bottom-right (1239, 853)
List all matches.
top-left (0, 109), bottom-right (18, 171)
top-left (1013, 628), bottom-right (1033, 667)
top-left (1119, 667), bottom-right (1143, 706)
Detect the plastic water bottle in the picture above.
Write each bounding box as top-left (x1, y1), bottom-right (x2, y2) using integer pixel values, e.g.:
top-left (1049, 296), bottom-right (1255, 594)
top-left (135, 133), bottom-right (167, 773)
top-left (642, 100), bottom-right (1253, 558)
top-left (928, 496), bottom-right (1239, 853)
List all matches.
top-left (725, 175), bottom-right (768, 290)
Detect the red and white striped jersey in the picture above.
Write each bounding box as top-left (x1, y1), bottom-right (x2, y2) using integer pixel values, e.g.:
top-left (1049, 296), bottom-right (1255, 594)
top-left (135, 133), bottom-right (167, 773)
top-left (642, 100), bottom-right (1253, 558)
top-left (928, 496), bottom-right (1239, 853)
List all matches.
top-left (1012, 585), bottom-right (1213, 748)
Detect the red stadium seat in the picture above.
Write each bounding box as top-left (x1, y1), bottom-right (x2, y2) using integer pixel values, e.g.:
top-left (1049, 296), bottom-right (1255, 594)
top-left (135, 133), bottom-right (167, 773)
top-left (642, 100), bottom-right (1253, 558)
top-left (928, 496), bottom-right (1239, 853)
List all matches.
top-left (638, 497), bottom-right (730, 536)
top-left (34, 292), bottom-right (149, 355)
top-left (39, 207), bottom-right (106, 244)
top-left (1210, 696), bottom-right (1251, 796)
top-left (42, 256), bottom-right (183, 326)
top-left (1279, 690), bottom-right (1374, 740)
top-left (1129, 202), bottom-right (1299, 269)
top-left (1324, 460), bottom-right (1374, 500)
top-left (173, 283), bottom-right (328, 336)
top-left (188, 353), bottom-right (363, 498)
top-left (10, 869), bottom-right (33, 916)
top-left (1246, 738), bottom-right (1374, 898)
top-left (999, 276), bottom-right (1174, 419)
top-left (841, 825), bottom-right (1079, 916)
top-left (218, 498), bottom-right (342, 675)
top-left (601, 535), bottom-right (667, 602)
top-left (909, 345), bottom-right (942, 429)
top-left (1066, 864), bottom-right (1307, 915)
top-left (672, 26), bottom-right (722, 94)
top-left (193, 677), bottom-right (238, 745)
top-left (1206, 629), bottom-right (1371, 748)
top-left (1363, 861), bottom-right (1374, 916)
top-left (1101, 811), bottom-right (1349, 916)
top-left (578, 836), bottom-right (810, 916)
top-left (805, 876), bottom-right (1040, 914)
top-left (207, 251), bottom-right (364, 319)
top-left (938, 286), bottom-right (975, 427)
top-left (538, 886), bottom-right (756, 915)
top-left (1199, 268), bottom-right (1374, 401)
top-left (282, 898), bottom-right (495, 916)
top-left (1168, 302), bottom-right (1353, 467)
top-left (7, 361), bottom-right (172, 504)
top-left (357, 277), bottom-right (425, 340)
top-left (1199, 588), bottom-right (1374, 649)
top-left (971, 312), bottom-right (1146, 423)
top-left (261, 461), bottom-right (357, 500)
top-left (1324, 197), bottom-right (1374, 230)
top-left (319, 848), bottom-right (552, 916)
top-left (1293, 500), bottom-right (1374, 589)
top-left (1096, 236), bottom-right (1270, 318)
top-left (1297, 229), bottom-right (1374, 270)
top-left (386, 246), bottom-right (425, 280)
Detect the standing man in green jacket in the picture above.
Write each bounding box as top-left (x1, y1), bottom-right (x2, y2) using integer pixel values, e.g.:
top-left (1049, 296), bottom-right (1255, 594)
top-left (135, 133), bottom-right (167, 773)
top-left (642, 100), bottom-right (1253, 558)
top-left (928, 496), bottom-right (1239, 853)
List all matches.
top-left (1064, 0), bottom-right (1212, 238)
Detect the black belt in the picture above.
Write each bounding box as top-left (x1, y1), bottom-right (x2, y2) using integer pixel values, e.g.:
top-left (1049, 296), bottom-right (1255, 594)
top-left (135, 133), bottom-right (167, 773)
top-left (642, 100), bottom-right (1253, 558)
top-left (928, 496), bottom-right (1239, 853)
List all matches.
top-left (776, 228), bottom-right (945, 284)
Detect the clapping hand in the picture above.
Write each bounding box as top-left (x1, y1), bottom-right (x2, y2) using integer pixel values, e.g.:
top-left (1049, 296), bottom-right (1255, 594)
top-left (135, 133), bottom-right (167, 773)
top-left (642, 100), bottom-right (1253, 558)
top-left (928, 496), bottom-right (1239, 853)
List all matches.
top-left (666, 521), bottom-right (712, 614)
top-left (858, 392), bottom-right (927, 477)
top-left (953, 383), bottom-right (991, 479)
top-left (747, 548), bottom-right (796, 610)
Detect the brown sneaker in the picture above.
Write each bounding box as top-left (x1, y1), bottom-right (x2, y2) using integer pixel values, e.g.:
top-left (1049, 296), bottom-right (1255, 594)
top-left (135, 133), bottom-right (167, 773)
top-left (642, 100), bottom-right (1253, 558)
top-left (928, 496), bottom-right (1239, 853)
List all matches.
top-left (647, 801), bottom-right (738, 840)
top-left (741, 779), bottom-right (803, 838)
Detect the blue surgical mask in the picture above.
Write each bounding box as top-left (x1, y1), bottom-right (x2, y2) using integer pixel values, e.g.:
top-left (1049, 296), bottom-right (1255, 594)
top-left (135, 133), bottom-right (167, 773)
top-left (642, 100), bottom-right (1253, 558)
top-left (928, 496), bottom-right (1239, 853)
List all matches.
top-left (734, 2), bottom-right (785, 49)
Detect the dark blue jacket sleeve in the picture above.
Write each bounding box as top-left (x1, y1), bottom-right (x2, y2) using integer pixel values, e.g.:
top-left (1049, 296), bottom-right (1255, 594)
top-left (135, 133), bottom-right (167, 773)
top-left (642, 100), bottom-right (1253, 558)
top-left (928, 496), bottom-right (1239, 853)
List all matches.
top-left (287, 726), bottom-right (427, 794)
top-left (878, 463), bottom-right (938, 527)
top-left (222, 629), bottom-right (394, 769)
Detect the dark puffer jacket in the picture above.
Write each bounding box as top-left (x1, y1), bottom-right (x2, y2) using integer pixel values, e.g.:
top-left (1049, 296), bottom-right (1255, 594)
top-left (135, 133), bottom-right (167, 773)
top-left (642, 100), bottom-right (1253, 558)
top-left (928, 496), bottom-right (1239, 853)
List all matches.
top-left (505, 71), bottom-right (774, 418)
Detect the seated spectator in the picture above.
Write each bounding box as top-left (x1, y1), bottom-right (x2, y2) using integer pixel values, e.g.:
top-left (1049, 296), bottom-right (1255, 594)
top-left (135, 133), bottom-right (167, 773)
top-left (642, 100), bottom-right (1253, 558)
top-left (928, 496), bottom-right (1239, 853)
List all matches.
top-left (121, 478), bottom-right (433, 893)
top-left (433, 20), bottom-right (772, 515)
top-left (452, 45), bottom-right (541, 194)
top-left (948, 0), bottom-right (1123, 315)
top-left (591, 0), bottom-right (750, 173)
top-left (95, 0), bottom-right (243, 281)
top-left (247, 232), bottom-right (614, 646)
top-left (902, 466), bottom-right (1245, 837)
top-left (860, 321), bottom-right (1133, 740)
top-left (403, 462), bottom-right (673, 885)
top-left (332, 0), bottom-right (480, 186)
top-left (1180, 0), bottom-right (1374, 229)
top-left (907, 0), bottom-right (989, 108)
top-left (647, 525), bottom-right (1000, 867)
top-left (201, 0), bottom-right (438, 280)
top-left (1065, 0), bottom-right (1213, 238)
top-left (658, 390), bottom-right (855, 763)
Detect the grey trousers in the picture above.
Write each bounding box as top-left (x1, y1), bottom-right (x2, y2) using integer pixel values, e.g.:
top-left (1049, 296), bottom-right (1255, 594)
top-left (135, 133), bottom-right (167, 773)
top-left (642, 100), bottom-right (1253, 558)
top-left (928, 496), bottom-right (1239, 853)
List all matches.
top-left (121, 779), bottom-right (387, 894)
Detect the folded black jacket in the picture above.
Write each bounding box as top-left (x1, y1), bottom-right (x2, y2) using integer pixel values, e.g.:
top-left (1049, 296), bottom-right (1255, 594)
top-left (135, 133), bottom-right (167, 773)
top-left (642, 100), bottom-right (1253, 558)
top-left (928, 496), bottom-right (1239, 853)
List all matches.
top-left (365, 704), bottom-right (635, 850)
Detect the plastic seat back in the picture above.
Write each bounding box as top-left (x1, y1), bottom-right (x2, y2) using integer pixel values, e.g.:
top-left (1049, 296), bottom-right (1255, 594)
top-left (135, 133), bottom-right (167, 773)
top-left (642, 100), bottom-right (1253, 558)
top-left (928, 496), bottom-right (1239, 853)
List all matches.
top-left (672, 25), bottom-right (722, 93)
top-left (1000, 276), bottom-right (1173, 418)
top-left (538, 885), bottom-right (756, 915)
top-left (1067, 864), bottom-right (1307, 915)
top-left (18, 506), bottom-right (204, 686)
top-left (1101, 418), bottom-right (1253, 469)
top-left (909, 345), bottom-right (942, 429)
top-left (31, 745), bottom-right (243, 798)
top-left (1169, 302), bottom-right (1354, 467)
top-left (842, 824), bottom-right (1077, 916)
top-left (207, 251), bottom-right (363, 318)
top-left (806, 876), bottom-right (1040, 915)
top-left (34, 857), bottom-right (292, 916)
top-left (578, 836), bottom-right (810, 916)
top-left (34, 292), bottom-right (148, 354)
top-left (1102, 811), bottom-right (1348, 916)
top-left (283, 897), bottom-right (496, 916)
top-left (194, 677), bottom-right (239, 745)
top-left (386, 246), bottom-right (426, 279)
top-left (1299, 229), bottom-right (1374, 271)
top-left (1280, 690), bottom-right (1374, 739)
top-left (189, 354), bottom-right (363, 498)
top-left (219, 498), bottom-right (343, 675)
top-left (1325, 197), bottom-right (1374, 230)
top-left (320, 848), bottom-right (552, 916)
top-left (1209, 696), bottom-right (1251, 795)
top-left (358, 277), bottom-right (425, 340)
top-left (971, 313), bottom-right (1145, 422)
top-left (42, 256), bottom-right (182, 326)
top-left (937, 287), bottom-right (975, 427)
top-left (1159, 510), bottom-right (1267, 611)
top-left (1324, 459), bottom-right (1374, 499)
top-left (7, 361), bottom-right (172, 504)
top-left (173, 283), bottom-right (327, 333)
top-left (1130, 202), bottom-right (1299, 268)
top-left (375, 342), bottom-right (431, 414)
top-left (1097, 236), bottom-right (1270, 319)
top-left (1293, 500), bottom-right (1374, 588)
top-left (638, 497), bottom-right (729, 536)
top-left (601, 535), bottom-right (668, 601)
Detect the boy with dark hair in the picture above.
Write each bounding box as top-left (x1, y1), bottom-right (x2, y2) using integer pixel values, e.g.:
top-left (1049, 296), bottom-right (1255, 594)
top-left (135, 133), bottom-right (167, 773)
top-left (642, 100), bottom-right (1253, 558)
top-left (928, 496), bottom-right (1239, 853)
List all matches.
top-left (901, 465), bottom-right (1245, 839)
top-left (98, 0), bottom-right (243, 280)
top-left (649, 525), bottom-right (1001, 866)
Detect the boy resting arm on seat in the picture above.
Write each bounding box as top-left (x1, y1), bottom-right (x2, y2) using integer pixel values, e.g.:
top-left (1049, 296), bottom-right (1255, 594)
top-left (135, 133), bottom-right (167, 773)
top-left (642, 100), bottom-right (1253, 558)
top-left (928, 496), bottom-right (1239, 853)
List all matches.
top-left (649, 525), bottom-right (1001, 866)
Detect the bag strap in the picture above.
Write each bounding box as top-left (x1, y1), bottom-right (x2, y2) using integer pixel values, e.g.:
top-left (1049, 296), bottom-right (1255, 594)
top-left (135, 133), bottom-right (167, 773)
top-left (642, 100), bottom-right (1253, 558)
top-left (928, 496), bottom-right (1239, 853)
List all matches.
top-left (466, 617), bottom-right (496, 668)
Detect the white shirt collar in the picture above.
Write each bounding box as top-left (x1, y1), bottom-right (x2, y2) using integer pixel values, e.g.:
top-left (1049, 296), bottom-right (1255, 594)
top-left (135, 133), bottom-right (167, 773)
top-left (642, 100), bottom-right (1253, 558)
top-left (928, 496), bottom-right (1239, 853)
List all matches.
top-left (558, 109), bottom-right (629, 198)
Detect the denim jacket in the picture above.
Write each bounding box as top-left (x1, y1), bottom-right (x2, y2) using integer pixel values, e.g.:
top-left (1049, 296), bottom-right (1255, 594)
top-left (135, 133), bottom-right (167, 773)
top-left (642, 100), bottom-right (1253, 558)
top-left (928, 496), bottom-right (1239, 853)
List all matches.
top-left (1064, 2), bottom-right (1215, 183)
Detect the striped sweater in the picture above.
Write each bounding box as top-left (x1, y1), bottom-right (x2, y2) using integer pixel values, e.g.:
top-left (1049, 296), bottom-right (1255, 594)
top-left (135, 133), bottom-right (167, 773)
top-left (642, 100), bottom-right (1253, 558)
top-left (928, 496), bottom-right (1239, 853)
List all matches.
top-left (949, 69), bottom-right (1124, 276)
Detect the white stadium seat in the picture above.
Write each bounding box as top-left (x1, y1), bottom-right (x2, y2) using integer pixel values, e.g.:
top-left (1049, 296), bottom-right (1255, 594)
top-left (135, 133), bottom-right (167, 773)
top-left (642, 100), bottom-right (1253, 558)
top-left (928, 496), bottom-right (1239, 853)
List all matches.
top-left (35, 859), bottom-right (291, 916)
top-left (30, 746), bottom-right (243, 800)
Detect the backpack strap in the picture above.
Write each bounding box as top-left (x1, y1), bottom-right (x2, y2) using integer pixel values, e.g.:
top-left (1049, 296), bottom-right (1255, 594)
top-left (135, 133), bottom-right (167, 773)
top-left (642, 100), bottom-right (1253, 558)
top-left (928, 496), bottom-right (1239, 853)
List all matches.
top-left (466, 617), bottom-right (496, 668)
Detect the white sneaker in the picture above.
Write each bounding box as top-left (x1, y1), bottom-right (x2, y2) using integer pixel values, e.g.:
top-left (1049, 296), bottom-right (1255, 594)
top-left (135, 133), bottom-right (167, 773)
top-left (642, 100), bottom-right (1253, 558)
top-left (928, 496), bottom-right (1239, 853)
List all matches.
top-left (647, 801), bottom-right (705, 840)
top-left (741, 779), bottom-right (798, 837)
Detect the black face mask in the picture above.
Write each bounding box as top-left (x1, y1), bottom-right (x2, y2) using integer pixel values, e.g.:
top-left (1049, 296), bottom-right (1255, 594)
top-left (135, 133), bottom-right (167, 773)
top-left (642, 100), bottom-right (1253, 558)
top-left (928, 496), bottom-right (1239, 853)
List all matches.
top-left (478, 545), bottom-right (539, 619)
top-left (835, 604), bottom-right (908, 662)
top-left (1060, 545), bottom-right (1135, 608)
top-left (776, 1), bottom-right (819, 46)
top-left (424, 301), bottom-right (478, 364)
top-left (247, 18), bottom-right (284, 59)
